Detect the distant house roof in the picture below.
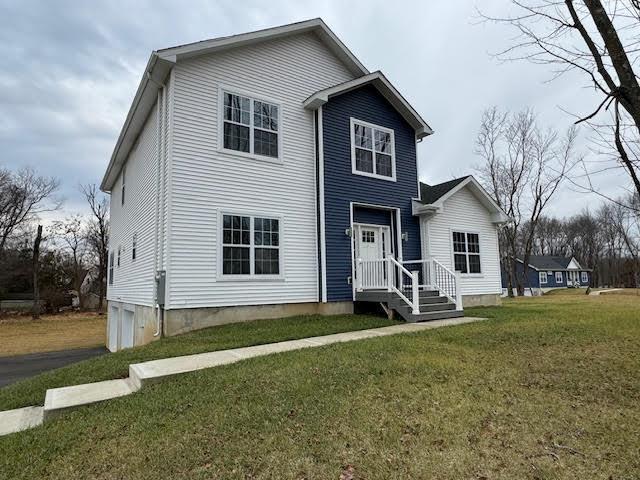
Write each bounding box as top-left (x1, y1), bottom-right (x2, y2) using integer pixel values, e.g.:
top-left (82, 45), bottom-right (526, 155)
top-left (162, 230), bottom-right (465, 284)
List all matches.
top-left (419, 176), bottom-right (470, 204)
top-left (518, 255), bottom-right (591, 271)
top-left (303, 71), bottom-right (433, 139)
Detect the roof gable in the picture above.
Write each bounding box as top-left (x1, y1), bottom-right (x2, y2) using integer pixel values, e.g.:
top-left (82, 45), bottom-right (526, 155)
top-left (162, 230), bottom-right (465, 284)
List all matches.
top-left (101, 18), bottom-right (368, 191)
top-left (415, 175), bottom-right (509, 223)
top-left (303, 71), bottom-right (433, 139)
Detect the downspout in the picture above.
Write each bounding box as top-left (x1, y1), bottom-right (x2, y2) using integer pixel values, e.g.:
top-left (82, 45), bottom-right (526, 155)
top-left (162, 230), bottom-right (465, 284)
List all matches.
top-left (149, 71), bottom-right (166, 337)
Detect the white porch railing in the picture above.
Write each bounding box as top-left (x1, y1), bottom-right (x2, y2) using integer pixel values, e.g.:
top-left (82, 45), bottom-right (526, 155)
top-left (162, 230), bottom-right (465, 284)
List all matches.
top-left (356, 257), bottom-right (463, 313)
top-left (356, 257), bottom-right (420, 314)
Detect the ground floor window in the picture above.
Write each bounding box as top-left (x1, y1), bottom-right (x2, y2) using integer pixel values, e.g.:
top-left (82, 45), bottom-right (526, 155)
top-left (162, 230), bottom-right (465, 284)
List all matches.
top-left (539, 272), bottom-right (548, 285)
top-left (581, 271), bottom-right (588, 283)
top-left (222, 214), bottom-right (280, 276)
top-left (555, 271), bottom-right (563, 283)
top-left (452, 231), bottom-right (481, 274)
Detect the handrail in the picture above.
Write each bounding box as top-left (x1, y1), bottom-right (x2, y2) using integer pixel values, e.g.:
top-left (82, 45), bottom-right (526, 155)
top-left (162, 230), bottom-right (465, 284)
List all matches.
top-left (388, 257), bottom-right (420, 314)
top-left (430, 258), bottom-right (462, 310)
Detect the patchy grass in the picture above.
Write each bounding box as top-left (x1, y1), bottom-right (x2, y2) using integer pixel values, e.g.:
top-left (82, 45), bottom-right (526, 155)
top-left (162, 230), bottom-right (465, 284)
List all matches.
top-left (543, 287), bottom-right (592, 296)
top-left (0, 314), bottom-right (396, 411)
top-left (0, 312), bottom-right (106, 357)
top-left (0, 295), bottom-right (638, 479)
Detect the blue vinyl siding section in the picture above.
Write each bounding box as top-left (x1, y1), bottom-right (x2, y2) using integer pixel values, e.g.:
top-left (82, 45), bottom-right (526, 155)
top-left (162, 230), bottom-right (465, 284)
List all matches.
top-left (501, 262), bottom-right (590, 288)
top-left (353, 206), bottom-right (393, 226)
top-left (322, 85), bottom-right (421, 301)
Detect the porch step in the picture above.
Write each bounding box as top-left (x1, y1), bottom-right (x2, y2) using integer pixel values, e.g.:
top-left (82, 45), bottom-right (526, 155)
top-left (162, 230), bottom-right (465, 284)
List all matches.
top-left (403, 309), bottom-right (465, 323)
top-left (388, 295), bottom-right (449, 308)
top-left (395, 302), bottom-right (456, 314)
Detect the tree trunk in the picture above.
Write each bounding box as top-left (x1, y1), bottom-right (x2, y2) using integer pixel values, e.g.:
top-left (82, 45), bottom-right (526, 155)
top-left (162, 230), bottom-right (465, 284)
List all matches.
top-left (98, 259), bottom-right (105, 311)
top-left (32, 225), bottom-right (42, 320)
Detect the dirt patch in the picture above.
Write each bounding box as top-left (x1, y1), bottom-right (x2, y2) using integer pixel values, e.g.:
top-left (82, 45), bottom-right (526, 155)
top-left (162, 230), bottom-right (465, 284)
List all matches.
top-left (0, 311), bottom-right (106, 357)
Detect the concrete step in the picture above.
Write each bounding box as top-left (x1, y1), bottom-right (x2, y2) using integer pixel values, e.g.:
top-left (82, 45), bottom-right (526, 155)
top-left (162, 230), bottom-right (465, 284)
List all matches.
top-left (0, 406), bottom-right (43, 435)
top-left (43, 378), bottom-right (139, 420)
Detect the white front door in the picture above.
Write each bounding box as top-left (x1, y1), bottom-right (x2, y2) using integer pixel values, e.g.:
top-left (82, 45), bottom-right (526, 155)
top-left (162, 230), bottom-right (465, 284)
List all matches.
top-left (354, 224), bottom-right (392, 289)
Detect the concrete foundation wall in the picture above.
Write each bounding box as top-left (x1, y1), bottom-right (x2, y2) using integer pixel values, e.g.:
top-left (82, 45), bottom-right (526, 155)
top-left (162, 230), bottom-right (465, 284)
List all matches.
top-left (164, 301), bottom-right (354, 337)
top-left (107, 301), bottom-right (159, 351)
top-left (462, 293), bottom-right (501, 308)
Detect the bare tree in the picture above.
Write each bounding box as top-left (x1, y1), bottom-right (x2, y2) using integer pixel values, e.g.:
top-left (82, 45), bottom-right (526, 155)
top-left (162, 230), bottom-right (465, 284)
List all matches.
top-left (480, 0), bottom-right (640, 204)
top-left (53, 216), bottom-right (89, 309)
top-left (0, 167), bottom-right (60, 256)
top-left (476, 107), bottom-right (578, 295)
top-left (32, 225), bottom-right (43, 320)
top-left (81, 184), bottom-right (109, 310)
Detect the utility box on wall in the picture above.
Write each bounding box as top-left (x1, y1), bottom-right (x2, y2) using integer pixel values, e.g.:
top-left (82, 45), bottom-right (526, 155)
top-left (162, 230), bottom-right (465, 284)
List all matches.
top-left (156, 270), bottom-right (166, 307)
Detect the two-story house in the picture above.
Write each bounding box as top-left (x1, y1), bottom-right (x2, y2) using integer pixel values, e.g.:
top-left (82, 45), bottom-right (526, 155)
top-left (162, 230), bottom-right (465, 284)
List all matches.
top-left (101, 19), bottom-right (509, 351)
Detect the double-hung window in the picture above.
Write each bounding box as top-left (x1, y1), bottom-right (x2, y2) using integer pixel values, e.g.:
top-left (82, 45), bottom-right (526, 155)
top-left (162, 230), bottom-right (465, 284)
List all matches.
top-left (222, 91), bottom-right (279, 159)
top-left (539, 272), bottom-right (548, 285)
top-left (452, 231), bottom-right (481, 274)
top-left (581, 271), bottom-right (588, 283)
top-left (555, 271), bottom-right (563, 283)
top-left (351, 118), bottom-right (395, 181)
top-left (222, 214), bottom-right (281, 277)
top-left (109, 251), bottom-right (114, 285)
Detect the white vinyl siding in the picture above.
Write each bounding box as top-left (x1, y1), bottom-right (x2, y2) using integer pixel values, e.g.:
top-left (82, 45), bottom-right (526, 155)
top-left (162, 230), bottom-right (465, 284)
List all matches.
top-left (107, 100), bottom-right (160, 306)
top-left (167, 32), bottom-right (355, 308)
top-left (420, 186), bottom-right (502, 296)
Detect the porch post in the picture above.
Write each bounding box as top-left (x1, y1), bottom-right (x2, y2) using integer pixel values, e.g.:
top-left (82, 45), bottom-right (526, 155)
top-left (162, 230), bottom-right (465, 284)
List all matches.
top-left (411, 271), bottom-right (420, 314)
top-left (455, 271), bottom-right (463, 311)
top-left (387, 257), bottom-right (393, 291)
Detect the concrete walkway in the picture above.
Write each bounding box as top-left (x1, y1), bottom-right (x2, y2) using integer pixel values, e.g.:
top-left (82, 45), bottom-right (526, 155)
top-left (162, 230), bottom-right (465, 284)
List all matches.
top-left (589, 288), bottom-right (624, 296)
top-left (0, 316), bottom-right (484, 436)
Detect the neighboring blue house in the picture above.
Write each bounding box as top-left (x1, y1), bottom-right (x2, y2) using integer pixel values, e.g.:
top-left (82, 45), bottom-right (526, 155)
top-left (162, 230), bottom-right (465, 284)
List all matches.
top-left (102, 18), bottom-right (510, 350)
top-left (501, 256), bottom-right (591, 295)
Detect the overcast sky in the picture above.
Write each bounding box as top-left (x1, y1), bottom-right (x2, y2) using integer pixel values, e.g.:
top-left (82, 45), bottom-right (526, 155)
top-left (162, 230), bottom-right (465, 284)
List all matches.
top-left (0, 0), bottom-right (628, 220)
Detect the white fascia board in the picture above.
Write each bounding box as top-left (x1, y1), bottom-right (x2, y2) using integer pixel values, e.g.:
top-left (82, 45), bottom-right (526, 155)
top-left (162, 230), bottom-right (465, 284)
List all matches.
top-left (101, 54), bottom-right (174, 192)
top-left (411, 199), bottom-right (439, 216)
top-left (431, 176), bottom-right (510, 223)
top-left (156, 18), bottom-right (368, 76)
top-left (303, 71), bottom-right (433, 139)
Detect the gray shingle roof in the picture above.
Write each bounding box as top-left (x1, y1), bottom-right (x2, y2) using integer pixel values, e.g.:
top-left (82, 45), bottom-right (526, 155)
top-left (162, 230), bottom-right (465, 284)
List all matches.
top-left (419, 176), bottom-right (470, 204)
top-left (527, 256), bottom-right (571, 270)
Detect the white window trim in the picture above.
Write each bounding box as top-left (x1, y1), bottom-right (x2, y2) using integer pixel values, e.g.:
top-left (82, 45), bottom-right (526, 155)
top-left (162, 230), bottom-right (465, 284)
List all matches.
top-left (217, 211), bottom-right (285, 281)
top-left (108, 251), bottom-right (114, 285)
top-left (217, 86), bottom-right (283, 164)
top-left (350, 117), bottom-right (397, 182)
top-left (581, 271), bottom-right (588, 283)
top-left (555, 271), bottom-right (563, 283)
top-left (539, 272), bottom-right (548, 285)
top-left (117, 246), bottom-right (121, 268)
top-left (450, 229), bottom-right (483, 276)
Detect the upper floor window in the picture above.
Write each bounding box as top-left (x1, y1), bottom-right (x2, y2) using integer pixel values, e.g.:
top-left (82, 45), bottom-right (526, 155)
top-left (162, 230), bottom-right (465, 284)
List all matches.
top-left (221, 214), bottom-right (281, 277)
top-left (109, 251), bottom-right (114, 285)
top-left (350, 118), bottom-right (396, 181)
top-left (117, 246), bottom-right (121, 268)
top-left (221, 91), bottom-right (279, 159)
top-left (121, 165), bottom-right (126, 206)
top-left (452, 231), bottom-right (481, 274)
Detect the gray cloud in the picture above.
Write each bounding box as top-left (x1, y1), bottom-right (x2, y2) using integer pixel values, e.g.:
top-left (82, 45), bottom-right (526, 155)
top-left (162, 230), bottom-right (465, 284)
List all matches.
top-left (0, 0), bottom-right (625, 219)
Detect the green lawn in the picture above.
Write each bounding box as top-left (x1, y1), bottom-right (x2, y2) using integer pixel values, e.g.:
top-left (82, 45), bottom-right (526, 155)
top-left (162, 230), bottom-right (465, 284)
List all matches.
top-left (1, 295), bottom-right (639, 479)
top-left (0, 314), bottom-right (397, 411)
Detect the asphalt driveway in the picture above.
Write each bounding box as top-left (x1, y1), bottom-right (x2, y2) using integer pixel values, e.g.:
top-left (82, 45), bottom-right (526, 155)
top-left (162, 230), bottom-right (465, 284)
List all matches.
top-left (0, 347), bottom-right (108, 387)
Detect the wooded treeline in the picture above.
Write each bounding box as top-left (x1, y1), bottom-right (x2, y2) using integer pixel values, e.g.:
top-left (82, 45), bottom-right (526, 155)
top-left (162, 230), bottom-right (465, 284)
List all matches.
top-left (0, 167), bottom-right (109, 316)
